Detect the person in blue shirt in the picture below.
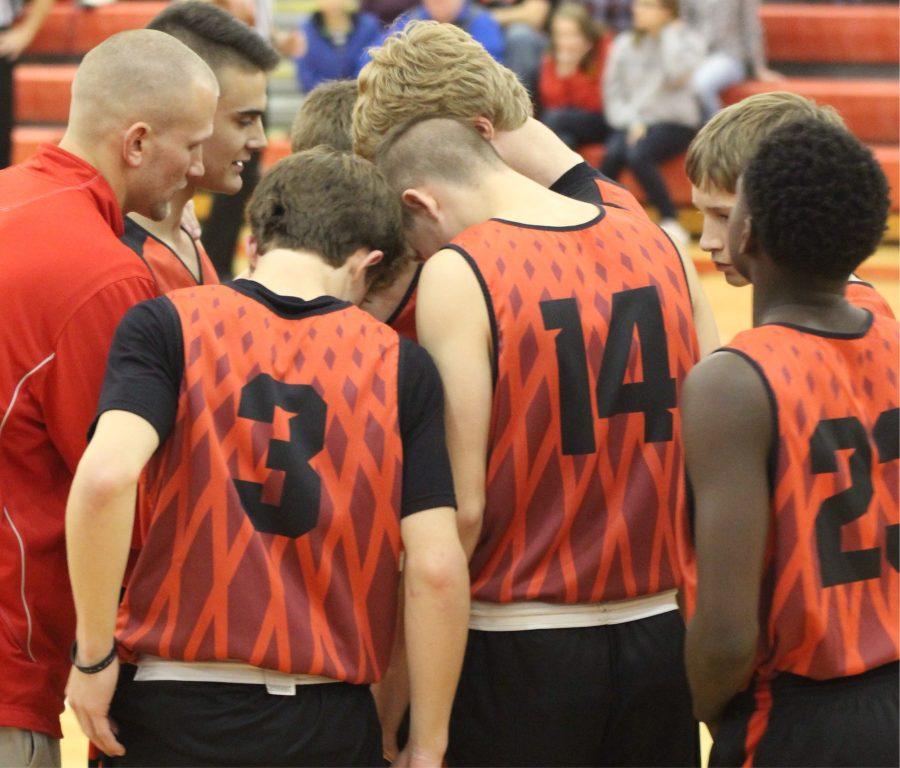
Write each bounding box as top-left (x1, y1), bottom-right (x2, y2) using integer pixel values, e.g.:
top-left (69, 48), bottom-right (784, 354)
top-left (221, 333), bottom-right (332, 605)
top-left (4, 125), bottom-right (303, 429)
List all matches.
top-left (295, 0), bottom-right (382, 92)
top-left (365, 0), bottom-right (505, 68)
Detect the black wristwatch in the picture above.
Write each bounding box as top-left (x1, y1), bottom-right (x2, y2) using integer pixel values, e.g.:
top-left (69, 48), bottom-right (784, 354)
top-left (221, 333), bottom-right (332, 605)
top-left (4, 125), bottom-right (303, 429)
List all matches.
top-left (70, 642), bottom-right (117, 674)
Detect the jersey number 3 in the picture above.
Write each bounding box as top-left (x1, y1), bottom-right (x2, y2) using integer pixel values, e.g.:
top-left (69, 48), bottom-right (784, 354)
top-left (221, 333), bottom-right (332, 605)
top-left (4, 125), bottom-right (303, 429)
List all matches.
top-left (235, 373), bottom-right (327, 538)
top-left (541, 286), bottom-right (677, 455)
top-left (812, 408), bottom-right (899, 587)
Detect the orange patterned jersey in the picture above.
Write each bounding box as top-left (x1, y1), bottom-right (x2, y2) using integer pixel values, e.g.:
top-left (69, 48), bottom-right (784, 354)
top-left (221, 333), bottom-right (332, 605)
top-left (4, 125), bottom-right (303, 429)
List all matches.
top-left (595, 177), bottom-right (649, 220)
top-left (452, 207), bottom-right (700, 604)
top-left (725, 314), bottom-right (900, 680)
top-left (386, 265), bottom-right (421, 342)
top-left (122, 218), bottom-right (219, 292)
top-left (116, 285), bottom-right (404, 683)
top-left (847, 281), bottom-right (895, 319)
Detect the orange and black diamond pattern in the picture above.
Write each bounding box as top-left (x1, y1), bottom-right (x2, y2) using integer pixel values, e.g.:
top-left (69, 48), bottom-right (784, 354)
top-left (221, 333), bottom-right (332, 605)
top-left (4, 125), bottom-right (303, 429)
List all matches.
top-left (117, 285), bottom-right (404, 684)
top-left (727, 315), bottom-right (899, 680)
top-left (454, 205), bottom-right (700, 604)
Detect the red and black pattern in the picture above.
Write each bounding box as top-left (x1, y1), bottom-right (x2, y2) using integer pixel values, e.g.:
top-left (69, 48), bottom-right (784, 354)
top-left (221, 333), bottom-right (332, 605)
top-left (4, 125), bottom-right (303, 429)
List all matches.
top-left (453, 207), bottom-right (700, 604)
top-left (726, 315), bottom-right (899, 681)
top-left (117, 285), bottom-right (404, 684)
top-left (846, 281), bottom-right (895, 319)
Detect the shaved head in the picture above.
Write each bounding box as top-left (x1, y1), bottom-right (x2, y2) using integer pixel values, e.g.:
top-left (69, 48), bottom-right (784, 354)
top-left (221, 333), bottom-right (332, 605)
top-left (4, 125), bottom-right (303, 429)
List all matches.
top-left (375, 116), bottom-right (504, 195)
top-left (69, 29), bottom-right (218, 141)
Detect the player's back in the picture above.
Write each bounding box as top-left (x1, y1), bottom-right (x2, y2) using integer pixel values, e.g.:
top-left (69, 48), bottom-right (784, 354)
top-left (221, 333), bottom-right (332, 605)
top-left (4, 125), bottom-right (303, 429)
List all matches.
top-left (725, 312), bottom-right (899, 681)
top-left (119, 280), bottom-right (406, 684)
top-left (451, 204), bottom-right (700, 606)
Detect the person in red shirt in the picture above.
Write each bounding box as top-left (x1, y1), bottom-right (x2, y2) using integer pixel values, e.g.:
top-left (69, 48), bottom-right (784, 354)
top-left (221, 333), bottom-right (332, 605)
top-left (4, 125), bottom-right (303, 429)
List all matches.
top-left (123, 2), bottom-right (280, 293)
top-left (684, 119), bottom-right (897, 767)
top-left (0, 30), bottom-right (218, 766)
top-left (538, 2), bottom-right (610, 149)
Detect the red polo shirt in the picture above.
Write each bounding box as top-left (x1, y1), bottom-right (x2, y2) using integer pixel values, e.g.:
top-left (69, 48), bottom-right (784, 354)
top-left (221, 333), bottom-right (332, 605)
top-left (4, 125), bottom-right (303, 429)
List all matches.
top-left (0, 145), bottom-right (157, 738)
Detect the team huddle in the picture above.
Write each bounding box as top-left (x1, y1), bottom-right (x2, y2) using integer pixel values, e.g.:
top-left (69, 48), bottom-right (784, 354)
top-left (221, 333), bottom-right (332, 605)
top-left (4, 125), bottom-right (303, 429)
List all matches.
top-left (0, 4), bottom-right (897, 768)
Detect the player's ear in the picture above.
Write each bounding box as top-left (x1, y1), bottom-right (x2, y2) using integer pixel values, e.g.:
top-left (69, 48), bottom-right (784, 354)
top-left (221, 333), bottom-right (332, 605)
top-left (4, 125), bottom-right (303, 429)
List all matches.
top-left (401, 189), bottom-right (439, 221)
top-left (359, 249), bottom-right (384, 275)
top-left (122, 123), bottom-right (151, 168)
top-left (739, 215), bottom-right (757, 258)
top-left (472, 116), bottom-right (496, 142)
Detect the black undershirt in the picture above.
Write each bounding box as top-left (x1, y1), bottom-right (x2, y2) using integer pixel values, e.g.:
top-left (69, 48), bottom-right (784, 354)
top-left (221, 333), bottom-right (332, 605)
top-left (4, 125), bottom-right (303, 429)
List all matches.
top-left (94, 280), bottom-right (455, 517)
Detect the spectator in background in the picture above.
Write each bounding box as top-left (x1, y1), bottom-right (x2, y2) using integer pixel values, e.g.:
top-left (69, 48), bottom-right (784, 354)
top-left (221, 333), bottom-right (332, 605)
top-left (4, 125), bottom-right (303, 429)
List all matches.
top-left (0, 0), bottom-right (55, 169)
top-left (601, 0), bottom-right (702, 245)
top-left (472, 0), bottom-right (549, 96)
top-left (538, 2), bottom-right (609, 148)
top-left (680, 0), bottom-right (781, 120)
top-left (290, 78), bottom-right (356, 152)
top-left (580, 0), bottom-right (630, 32)
top-left (378, 0), bottom-right (504, 62)
top-left (362, 0), bottom-right (416, 26)
top-left (295, 0), bottom-right (381, 92)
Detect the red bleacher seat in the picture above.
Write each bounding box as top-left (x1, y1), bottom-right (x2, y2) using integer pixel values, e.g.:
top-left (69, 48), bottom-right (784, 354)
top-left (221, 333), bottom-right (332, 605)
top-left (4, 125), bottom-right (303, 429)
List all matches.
top-left (761, 4), bottom-right (899, 65)
top-left (27, 2), bottom-right (168, 56)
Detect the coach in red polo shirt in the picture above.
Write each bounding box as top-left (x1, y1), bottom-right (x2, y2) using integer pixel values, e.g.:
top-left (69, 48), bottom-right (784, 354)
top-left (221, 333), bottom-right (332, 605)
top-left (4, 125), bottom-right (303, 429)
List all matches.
top-left (0, 30), bottom-right (218, 766)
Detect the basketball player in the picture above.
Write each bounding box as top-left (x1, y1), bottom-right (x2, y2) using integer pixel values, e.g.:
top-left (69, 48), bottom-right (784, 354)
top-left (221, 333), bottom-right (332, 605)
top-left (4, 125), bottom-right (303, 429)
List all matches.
top-left (354, 20), bottom-right (719, 354)
top-left (64, 149), bottom-right (469, 767)
top-left (686, 91), bottom-right (894, 318)
top-left (289, 79), bottom-right (356, 153)
top-left (122, 1), bottom-right (279, 292)
top-left (683, 119), bottom-right (898, 766)
top-left (376, 117), bottom-right (701, 766)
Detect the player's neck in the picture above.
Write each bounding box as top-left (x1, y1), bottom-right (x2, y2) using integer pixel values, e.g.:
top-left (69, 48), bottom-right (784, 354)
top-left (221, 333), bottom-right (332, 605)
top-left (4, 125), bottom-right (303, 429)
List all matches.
top-left (498, 118), bottom-right (584, 189)
top-left (249, 248), bottom-right (354, 302)
top-left (753, 271), bottom-right (867, 333)
top-left (129, 187), bottom-right (195, 244)
top-left (484, 168), bottom-right (599, 228)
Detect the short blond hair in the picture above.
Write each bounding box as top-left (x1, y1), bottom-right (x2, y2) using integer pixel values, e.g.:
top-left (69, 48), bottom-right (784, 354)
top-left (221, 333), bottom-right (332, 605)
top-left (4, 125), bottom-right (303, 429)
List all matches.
top-left (685, 91), bottom-right (845, 193)
top-left (353, 20), bottom-right (532, 158)
top-left (290, 79), bottom-right (356, 153)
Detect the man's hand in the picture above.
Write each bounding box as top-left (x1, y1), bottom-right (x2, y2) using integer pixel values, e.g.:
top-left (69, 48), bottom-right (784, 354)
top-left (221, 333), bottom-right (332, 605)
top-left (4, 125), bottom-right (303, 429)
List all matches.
top-left (392, 744), bottom-right (444, 767)
top-left (180, 199), bottom-right (202, 241)
top-left (66, 658), bottom-right (125, 757)
top-left (0, 25), bottom-right (35, 60)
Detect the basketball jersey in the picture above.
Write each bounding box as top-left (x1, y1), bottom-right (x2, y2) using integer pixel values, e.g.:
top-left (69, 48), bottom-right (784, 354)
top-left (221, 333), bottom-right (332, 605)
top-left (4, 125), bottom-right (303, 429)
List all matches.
top-left (724, 314), bottom-right (899, 680)
top-left (847, 281), bottom-right (895, 319)
top-left (122, 218), bottom-right (219, 292)
top-left (386, 264), bottom-right (421, 341)
top-left (116, 285), bottom-right (404, 683)
top-left (595, 177), bottom-right (649, 220)
top-left (453, 207), bottom-right (700, 604)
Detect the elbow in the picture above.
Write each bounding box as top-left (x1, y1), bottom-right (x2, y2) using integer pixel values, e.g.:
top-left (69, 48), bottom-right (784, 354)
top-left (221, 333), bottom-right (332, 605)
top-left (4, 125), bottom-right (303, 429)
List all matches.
top-left (456, 500), bottom-right (484, 543)
top-left (405, 541), bottom-right (470, 601)
top-left (73, 451), bottom-right (141, 509)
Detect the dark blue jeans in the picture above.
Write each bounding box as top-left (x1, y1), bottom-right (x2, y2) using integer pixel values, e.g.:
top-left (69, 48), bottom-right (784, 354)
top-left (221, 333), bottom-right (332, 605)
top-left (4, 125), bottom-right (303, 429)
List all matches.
top-left (541, 108), bottom-right (609, 150)
top-left (600, 122), bottom-right (696, 220)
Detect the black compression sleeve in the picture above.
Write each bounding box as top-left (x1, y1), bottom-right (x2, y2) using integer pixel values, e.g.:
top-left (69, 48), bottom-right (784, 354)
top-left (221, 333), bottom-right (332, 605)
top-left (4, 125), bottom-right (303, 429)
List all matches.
top-left (397, 338), bottom-right (457, 517)
top-left (90, 296), bottom-right (184, 443)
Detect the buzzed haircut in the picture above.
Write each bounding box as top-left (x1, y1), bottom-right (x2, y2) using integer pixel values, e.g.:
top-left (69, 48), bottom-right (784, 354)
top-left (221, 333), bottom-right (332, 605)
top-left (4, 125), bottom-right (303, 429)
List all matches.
top-left (375, 116), bottom-right (505, 195)
top-left (290, 80), bottom-right (356, 153)
top-left (743, 119), bottom-right (889, 282)
top-left (353, 20), bottom-right (532, 159)
top-left (69, 29), bottom-right (218, 134)
top-left (686, 91), bottom-right (845, 193)
top-left (148, 1), bottom-right (279, 73)
top-left (248, 148), bottom-right (406, 291)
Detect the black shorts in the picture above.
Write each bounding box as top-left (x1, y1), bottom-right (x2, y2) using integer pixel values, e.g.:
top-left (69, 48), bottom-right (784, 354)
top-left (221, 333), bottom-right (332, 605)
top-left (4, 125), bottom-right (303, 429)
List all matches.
top-left (447, 609), bottom-right (699, 767)
top-left (711, 661), bottom-right (900, 768)
top-left (102, 664), bottom-right (383, 767)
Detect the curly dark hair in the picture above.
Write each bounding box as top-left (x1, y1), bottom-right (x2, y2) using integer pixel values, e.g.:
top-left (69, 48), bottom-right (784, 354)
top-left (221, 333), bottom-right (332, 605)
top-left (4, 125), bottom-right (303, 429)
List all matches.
top-left (743, 118), bottom-right (889, 281)
top-left (148, 1), bottom-right (279, 73)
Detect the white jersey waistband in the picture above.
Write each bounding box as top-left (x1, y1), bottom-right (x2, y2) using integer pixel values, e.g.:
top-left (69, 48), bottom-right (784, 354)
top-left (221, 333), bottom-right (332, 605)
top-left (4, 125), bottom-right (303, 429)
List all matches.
top-left (468, 589), bottom-right (679, 631)
top-left (134, 655), bottom-right (338, 696)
